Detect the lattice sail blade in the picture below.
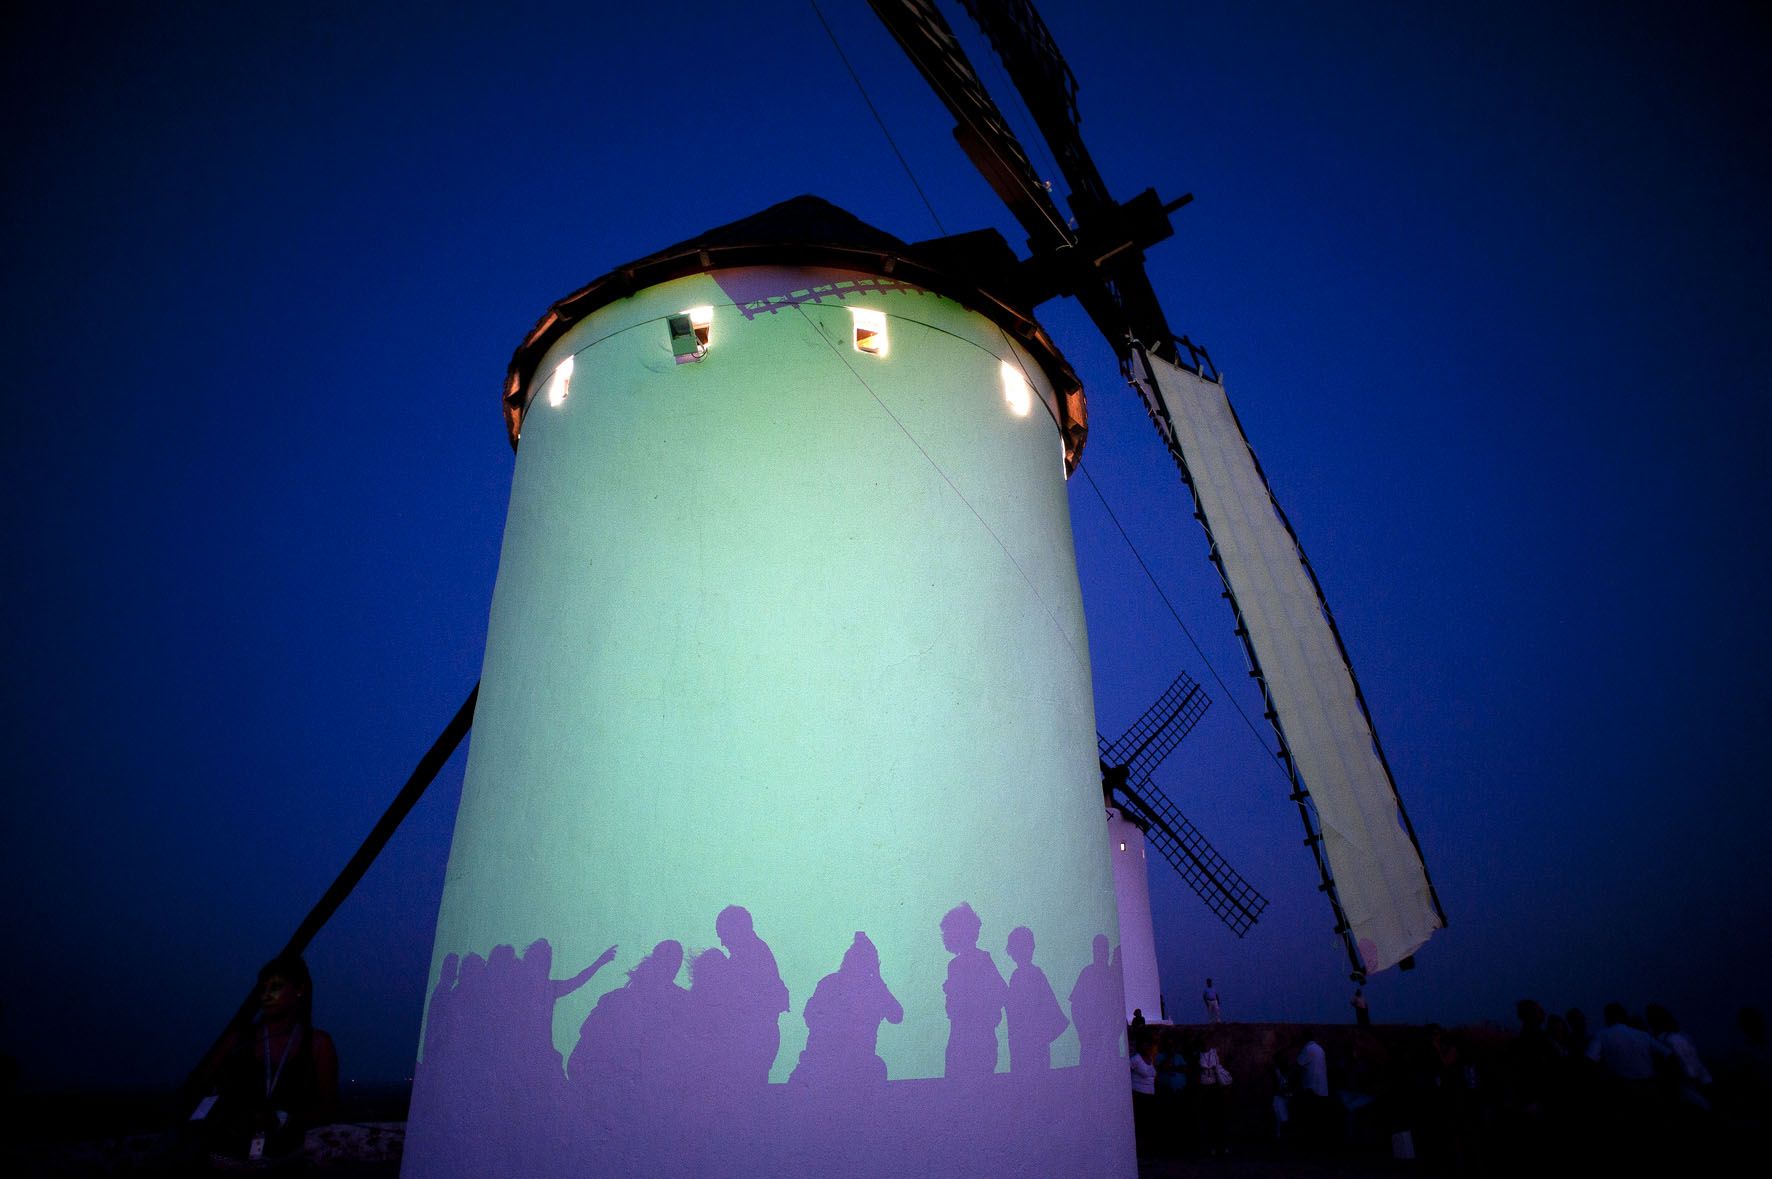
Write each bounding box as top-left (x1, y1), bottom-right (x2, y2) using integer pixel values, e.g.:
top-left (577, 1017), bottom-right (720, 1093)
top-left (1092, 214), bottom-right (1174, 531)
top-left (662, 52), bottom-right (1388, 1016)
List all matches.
top-left (1097, 671), bottom-right (1210, 781)
top-left (1116, 779), bottom-right (1267, 937)
top-left (1133, 350), bottom-right (1443, 974)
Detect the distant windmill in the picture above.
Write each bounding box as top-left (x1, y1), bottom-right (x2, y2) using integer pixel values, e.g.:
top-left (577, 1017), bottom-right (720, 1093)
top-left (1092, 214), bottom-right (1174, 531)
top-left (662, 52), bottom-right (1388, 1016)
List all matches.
top-left (1099, 671), bottom-right (1267, 939)
top-left (1097, 671), bottom-right (1265, 1020)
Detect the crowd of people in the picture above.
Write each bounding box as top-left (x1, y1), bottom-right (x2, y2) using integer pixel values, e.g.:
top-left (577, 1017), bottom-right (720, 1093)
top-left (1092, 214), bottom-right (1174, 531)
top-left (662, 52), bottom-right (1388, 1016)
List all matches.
top-left (1125, 996), bottom-right (1771, 1167)
top-left (177, 939), bottom-right (1770, 1172)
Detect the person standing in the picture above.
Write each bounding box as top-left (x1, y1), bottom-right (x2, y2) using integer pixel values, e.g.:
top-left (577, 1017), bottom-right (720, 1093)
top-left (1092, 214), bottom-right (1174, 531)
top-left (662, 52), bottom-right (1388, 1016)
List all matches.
top-left (1130, 1032), bottom-right (1159, 1156)
top-left (1155, 1031), bottom-right (1190, 1153)
top-left (1070, 935), bottom-right (1121, 1069)
top-left (193, 954), bottom-right (339, 1167)
top-left (1645, 1003), bottom-right (1711, 1110)
top-left (1197, 1029), bottom-right (1232, 1156)
top-left (714, 905), bottom-right (790, 1085)
top-left (1353, 988), bottom-right (1370, 1026)
top-left (1203, 978), bottom-right (1222, 1023)
top-left (1295, 1030), bottom-right (1329, 1147)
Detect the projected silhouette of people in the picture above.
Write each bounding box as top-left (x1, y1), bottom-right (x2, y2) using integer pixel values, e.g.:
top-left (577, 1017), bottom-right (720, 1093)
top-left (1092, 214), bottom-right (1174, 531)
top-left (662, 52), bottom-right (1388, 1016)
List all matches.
top-left (1071, 934), bottom-right (1121, 1068)
top-left (421, 952), bottom-right (461, 1067)
top-left (791, 931), bottom-right (903, 1088)
top-left (457, 950), bottom-right (488, 1001)
top-left (483, 944), bottom-right (523, 1051)
top-left (687, 947), bottom-right (739, 1094)
top-left (518, 938), bottom-right (618, 1071)
top-left (941, 903), bottom-right (1007, 1078)
top-left (449, 952), bottom-right (490, 1070)
top-left (567, 939), bottom-right (690, 1092)
top-left (1004, 925), bottom-right (1067, 1073)
top-left (713, 905), bottom-right (790, 1085)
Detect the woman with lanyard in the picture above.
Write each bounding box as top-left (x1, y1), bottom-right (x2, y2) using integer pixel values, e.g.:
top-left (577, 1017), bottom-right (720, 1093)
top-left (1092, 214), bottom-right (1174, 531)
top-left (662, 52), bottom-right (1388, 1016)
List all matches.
top-left (195, 953), bottom-right (338, 1169)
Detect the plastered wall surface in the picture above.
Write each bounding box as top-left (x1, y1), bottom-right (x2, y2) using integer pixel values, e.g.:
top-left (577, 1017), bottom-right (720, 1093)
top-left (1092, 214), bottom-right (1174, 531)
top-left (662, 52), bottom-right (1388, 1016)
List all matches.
top-left (405, 268), bottom-right (1134, 1177)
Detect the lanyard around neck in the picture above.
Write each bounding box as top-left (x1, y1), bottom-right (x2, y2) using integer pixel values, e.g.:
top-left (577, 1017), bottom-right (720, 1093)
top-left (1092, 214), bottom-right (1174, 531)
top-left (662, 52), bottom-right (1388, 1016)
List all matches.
top-left (262, 1024), bottom-right (301, 1098)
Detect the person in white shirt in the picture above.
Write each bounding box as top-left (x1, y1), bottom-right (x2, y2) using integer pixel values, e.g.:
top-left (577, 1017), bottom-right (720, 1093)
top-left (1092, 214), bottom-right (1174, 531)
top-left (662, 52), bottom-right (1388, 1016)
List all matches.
top-left (1646, 1003), bottom-right (1711, 1109)
top-left (1297, 1035), bottom-right (1329, 1096)
top-left (1197, 1029), bottom-right (1232, 1156)
top-left (1129, 1033), bottom-right (1159, 1155)
top-left (1586, 1002), bottom-right (1670, 1083)
top-left (1130, 1037), bottom-right (1158, 1094)
top-left (1294, 1032), bottom-right (1329, 1146)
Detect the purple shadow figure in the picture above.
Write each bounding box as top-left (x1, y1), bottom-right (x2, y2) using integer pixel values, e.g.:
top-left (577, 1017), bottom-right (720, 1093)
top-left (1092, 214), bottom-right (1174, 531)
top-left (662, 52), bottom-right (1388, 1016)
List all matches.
top-left (714, 905), bottom-right (790, 1085)
top-left (790, 931), bottom-right (903, 1089)
top-left (420, 952), bottom-right (461, 1067)
top-left (407, 938), bottom-right (617, 1179)
top-left (519, 938), bottom-right (618, 1071)
top-left (941, 903), bottom-right (1008, 1078)
top-left (1005, 926), bottom-right (1067, 1073)
top-left (1070, 934), bottom-right (1123, 1069)
top-left (406, 912), bottom-right (1139, 1178)
top-left (567, 939), bottom-right (691, 1094)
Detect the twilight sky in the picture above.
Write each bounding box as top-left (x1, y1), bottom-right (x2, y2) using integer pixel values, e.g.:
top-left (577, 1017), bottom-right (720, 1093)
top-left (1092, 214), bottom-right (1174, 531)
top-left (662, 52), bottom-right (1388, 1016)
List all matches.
top-left (3, 0), bottom-right (1768, 1091)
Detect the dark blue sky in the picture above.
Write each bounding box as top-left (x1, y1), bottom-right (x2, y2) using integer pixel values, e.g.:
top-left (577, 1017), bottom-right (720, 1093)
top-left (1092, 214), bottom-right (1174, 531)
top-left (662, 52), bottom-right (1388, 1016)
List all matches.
top-left (4, 1), bottom-right (1767, 1090)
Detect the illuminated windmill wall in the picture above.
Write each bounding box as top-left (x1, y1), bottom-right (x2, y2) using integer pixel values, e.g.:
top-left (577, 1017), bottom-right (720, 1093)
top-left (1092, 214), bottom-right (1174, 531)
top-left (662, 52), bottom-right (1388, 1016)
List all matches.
top-left (1106, 807), bottom-right (1159, 1020)
top-left (404, 198), bottom-right (1135, 1178)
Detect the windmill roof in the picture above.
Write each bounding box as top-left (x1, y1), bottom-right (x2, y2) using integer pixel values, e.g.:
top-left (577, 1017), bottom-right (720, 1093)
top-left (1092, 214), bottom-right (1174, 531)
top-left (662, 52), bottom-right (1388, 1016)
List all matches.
top-left (501, 195), bottom-right (1085, 467)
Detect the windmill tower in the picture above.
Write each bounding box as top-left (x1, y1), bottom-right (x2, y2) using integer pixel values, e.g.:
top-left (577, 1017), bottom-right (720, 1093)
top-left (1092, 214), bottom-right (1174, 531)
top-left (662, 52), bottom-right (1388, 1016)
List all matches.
top-left (381, 1), bottom-right (1445, 1174)
top-left (405, 198), bottom-right (1137, 1178)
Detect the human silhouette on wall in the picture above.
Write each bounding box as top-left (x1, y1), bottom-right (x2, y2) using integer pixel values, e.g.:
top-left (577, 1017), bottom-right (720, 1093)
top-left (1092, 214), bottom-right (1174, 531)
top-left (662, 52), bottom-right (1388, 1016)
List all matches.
top-left (421, 952), bottom-right (461, 1068)
top-left (941, 903), bottom-right (1007, 1078)
top-left (518, 938), bottom-right (618, 1071)
top-left (1070, 934), bottom-right (1121, 1068)
top-left (567, 939), bottom-right (690, 1094)
top-left (1005, 925), bottom-right (1067, 1073)
top-left (714, 905), bottom-right (790, 1084)
top-left (407, 908), bottom-right (1141, 1178)
top-left (791, 931), bottom-right (903, 1089)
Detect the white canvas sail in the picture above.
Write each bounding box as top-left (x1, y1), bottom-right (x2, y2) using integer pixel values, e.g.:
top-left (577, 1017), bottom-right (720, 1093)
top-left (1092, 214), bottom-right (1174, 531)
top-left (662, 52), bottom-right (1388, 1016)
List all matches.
top-left (1134, 351), bottom-right (1441, 973)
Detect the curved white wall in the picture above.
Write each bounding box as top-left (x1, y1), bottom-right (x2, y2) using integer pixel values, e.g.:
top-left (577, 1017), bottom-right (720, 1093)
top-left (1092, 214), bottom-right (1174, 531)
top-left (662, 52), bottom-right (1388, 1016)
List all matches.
top-left (1107, 806), bottom-right (1161, 1022)
top-left (406, 267), bottom-right (1133, 1178)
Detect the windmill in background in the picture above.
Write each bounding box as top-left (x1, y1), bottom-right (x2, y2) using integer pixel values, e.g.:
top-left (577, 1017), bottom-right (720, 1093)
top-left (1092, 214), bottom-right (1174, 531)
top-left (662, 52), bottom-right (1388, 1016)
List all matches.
top-left (1098, 670), bottom-right (1266, 1019)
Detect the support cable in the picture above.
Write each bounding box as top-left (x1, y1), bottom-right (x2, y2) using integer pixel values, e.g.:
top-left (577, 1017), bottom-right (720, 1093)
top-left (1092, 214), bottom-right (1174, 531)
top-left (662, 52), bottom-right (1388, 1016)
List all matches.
top-left (809, 0), bottom-right (947, 236)
top-left (967, 15), bottom-right (1070, 226)
top-left (1075, 461), bottom-right (1289, 787)
top-left (795, 304), bottom-right (1084, 674)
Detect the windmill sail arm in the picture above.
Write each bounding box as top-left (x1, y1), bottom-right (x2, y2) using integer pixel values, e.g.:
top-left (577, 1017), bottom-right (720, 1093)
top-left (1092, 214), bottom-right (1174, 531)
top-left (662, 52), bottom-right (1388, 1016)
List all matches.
top-left (956, 0), bottom-right (1110, 215)
top-left (1098, 671), bottom-right (1211, 779)
top-left (1128, 349), bottom-right (1447, 977)
top-left (1114, 773), bottom-right (1267, 937)
top-left (866, 0), bottom-right (1074, 251)
top-left (869, 1), bottom-right (1186, 358)
top-left (954, 0), bottom-right (1185, 359)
